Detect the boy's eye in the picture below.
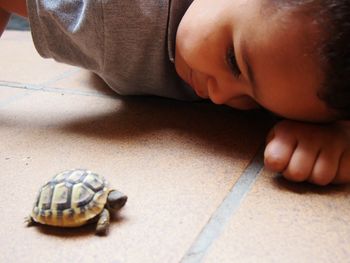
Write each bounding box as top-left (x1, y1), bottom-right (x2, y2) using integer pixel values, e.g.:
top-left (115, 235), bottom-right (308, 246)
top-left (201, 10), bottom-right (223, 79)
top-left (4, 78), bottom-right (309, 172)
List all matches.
top-left (226, 46), bottom-right (241, 78)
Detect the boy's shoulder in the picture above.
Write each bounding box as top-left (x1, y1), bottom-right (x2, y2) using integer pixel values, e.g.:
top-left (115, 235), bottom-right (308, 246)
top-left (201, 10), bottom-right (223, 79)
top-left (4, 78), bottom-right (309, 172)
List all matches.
top-left (28, 0), bottom-right (197, 100)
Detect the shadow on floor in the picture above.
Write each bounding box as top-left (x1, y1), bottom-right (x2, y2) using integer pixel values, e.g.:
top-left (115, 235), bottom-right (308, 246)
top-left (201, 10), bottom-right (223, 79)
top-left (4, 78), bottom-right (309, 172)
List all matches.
top-left (28, 212), bottom-right (127, 238)
top-left (272, 174), bottom-right (350, 195)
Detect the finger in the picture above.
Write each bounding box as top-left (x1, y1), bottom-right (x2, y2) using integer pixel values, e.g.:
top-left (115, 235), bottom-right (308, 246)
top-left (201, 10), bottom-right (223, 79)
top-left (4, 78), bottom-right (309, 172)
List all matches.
top-left (333, 149), bottom-right (350, 184)
top-left (264, 133), bottom-right (297, 172)
top-left (309, 147), bottom-right (341, 186)
top-left (265, 127), bottom-right (275, 145)
top-left (283, 142), bottom-right (319, 182)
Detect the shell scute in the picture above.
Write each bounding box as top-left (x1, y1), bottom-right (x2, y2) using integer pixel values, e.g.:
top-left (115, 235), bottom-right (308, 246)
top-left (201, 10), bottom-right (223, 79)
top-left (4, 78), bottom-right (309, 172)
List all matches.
top-left (83, 173), bottom-right (104, 191)
top-left (53, 170), bottom-right (70, 183)
top-left (38, 183), bottom-right (54, 210)
top-left (67, 169), bottom-right (86, 183)
top-left (71, 183), bottom-right (95, 208)
top-left (51, 182), bottom-right (70, 210)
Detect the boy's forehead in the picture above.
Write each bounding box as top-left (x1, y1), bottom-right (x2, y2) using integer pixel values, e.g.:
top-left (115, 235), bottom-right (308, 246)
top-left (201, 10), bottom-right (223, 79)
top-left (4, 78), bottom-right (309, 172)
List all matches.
top-left (241, 8), bottom-right (330, 121)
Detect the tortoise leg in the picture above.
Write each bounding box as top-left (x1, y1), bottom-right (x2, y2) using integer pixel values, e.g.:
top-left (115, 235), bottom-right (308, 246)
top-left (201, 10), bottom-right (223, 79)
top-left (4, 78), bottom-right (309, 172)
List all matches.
top-left (96, 209), bottom-right (110, 235)
top-left (24, 215), bottom-right (35, 227)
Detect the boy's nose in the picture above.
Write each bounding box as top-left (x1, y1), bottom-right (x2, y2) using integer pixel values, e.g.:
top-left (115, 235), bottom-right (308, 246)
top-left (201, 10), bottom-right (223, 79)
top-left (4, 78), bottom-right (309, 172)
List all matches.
top-left (207, 76), bottom-right (244, 105)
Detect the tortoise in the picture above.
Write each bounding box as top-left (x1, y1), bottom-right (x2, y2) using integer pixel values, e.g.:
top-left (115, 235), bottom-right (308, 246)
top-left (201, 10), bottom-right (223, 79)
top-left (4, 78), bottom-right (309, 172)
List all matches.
top-left (25, 169), bottom-right (127, 235)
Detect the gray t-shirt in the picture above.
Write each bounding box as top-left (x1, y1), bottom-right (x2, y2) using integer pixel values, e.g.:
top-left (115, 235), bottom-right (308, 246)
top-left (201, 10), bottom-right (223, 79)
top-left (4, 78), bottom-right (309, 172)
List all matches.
top-left (27, 0), bottom-right (199, 101)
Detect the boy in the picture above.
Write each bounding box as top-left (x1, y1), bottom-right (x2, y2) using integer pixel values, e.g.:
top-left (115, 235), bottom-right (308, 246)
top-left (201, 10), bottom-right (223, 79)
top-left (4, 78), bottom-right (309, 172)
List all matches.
top-left (1, 0), bottom-right (349, 186)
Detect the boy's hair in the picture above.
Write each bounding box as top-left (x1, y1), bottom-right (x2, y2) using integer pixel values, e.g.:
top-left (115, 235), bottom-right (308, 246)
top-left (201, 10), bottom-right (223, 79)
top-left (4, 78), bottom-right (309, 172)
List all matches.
top-left (271, 1), bottom-right (350, 120)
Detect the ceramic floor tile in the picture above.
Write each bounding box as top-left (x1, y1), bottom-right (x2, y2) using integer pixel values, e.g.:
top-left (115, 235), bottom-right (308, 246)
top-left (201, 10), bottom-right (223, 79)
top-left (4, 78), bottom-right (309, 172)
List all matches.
top-left (1, 30), bottom-right (32, 41)
top-left (0, 87), bottom-right (271, 263)
top-left (44, 69), bottom-right (117, 96)
top-left (0, 85), bottom-right (31, 106)
top-left (0, 31), bottom-right (77, 85)
top-left (204, 169), bottom-right (350, 263)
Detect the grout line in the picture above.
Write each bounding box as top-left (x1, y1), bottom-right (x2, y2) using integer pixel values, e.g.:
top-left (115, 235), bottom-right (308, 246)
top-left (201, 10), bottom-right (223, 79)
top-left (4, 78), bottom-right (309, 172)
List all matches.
top-left (39, 68), bottom-right (81, 86)
top-left (0, 81), bottom-right (117, 99)
top-left (180, 147), bottom-right (264, 263)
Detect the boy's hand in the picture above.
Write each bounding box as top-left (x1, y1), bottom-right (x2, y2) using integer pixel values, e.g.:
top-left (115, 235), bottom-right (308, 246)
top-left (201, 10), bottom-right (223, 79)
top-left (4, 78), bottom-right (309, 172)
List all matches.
top-left (264, 120), bottom-right (350, 185)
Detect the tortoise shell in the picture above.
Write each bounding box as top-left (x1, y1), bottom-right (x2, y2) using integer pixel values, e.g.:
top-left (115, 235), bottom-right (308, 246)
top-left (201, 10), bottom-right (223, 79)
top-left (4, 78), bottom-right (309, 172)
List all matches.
top-left (31, 169), bottom-right (110, 227)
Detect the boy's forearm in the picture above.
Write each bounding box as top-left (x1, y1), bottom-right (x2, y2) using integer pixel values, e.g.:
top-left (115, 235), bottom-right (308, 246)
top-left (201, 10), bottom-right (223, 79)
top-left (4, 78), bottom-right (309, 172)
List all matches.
top-left (0, 0), bottom-right (27, 17)
top-left (0, 0), bottom-right (27, 37)
top-left (0, 8), bottom-right (10, 36)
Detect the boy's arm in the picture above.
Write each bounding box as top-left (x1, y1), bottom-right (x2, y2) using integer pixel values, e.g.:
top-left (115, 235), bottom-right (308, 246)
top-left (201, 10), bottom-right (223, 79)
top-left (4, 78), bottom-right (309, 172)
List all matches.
top-left (264, 120), bottom-right (350, 185)
top-left (0, 0), bottom-right (27, 36)
top-left (0, 7), bottom-right (10, 36)
top-left (0, 0), bottom-right (27, 16)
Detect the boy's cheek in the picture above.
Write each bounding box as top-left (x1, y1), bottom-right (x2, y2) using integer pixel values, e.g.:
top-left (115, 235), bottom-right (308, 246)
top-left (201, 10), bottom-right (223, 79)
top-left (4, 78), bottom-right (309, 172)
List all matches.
top-left (174, 50), bottom-right (189, 84)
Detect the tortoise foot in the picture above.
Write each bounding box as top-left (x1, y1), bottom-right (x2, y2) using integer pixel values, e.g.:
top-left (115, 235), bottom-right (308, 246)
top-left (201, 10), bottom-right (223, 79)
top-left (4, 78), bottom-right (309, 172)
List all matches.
top-left (95, 209), bottom-right (110, 236)
top-left (24, 216), bottom-right (35, 227)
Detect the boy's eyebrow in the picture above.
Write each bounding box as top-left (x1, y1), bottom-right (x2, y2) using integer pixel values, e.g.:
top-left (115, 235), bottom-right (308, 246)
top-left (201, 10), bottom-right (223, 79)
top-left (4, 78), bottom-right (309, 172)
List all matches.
top-left (241, 41), bottom-right (258, 96)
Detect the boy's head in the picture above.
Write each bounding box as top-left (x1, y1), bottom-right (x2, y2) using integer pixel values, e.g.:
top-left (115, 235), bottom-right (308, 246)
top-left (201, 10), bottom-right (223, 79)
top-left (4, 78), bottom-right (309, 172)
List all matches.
top-left (175, 0), bottom-right (350, 122)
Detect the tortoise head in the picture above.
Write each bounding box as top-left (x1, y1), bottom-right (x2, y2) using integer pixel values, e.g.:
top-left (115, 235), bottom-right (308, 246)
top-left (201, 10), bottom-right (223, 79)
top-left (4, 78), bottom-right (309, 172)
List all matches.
top-left (107, 190), bottom-right (128, 211)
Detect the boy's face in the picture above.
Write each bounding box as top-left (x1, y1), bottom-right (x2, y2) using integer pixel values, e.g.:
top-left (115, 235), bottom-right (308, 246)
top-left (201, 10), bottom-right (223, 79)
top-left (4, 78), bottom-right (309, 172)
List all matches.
top-left (175, 0), bottom-right (335, 122)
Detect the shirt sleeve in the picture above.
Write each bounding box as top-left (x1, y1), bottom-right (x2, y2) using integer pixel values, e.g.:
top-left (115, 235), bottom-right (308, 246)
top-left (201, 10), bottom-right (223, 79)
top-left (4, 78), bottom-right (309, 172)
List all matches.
top-left (27, 0), bottom-right (105, 72)
top-left (26, 0), bottom-right (199, 101)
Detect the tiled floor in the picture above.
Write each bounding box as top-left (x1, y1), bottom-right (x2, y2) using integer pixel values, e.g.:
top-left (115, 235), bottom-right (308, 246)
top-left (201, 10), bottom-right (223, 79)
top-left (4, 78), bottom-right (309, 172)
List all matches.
top-left (1, 31), bottom-right (349, 263)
